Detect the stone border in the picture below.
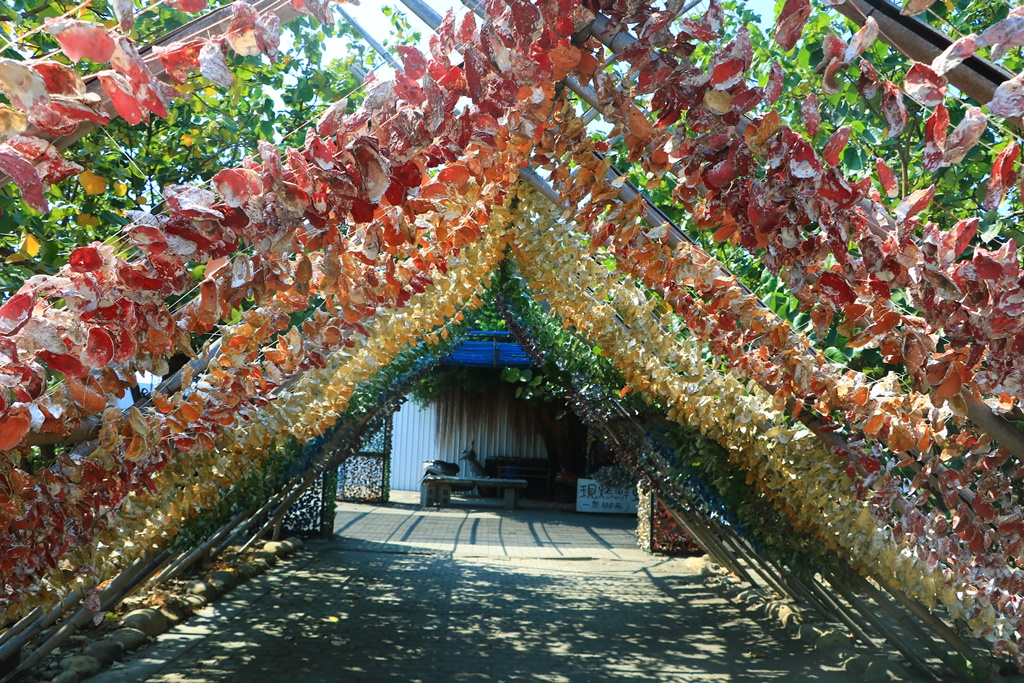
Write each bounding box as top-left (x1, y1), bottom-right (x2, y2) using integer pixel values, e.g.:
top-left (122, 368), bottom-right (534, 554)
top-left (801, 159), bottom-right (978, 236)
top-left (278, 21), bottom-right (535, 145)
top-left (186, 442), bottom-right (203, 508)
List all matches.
top-left (30, 540), bottom-right (304, 683)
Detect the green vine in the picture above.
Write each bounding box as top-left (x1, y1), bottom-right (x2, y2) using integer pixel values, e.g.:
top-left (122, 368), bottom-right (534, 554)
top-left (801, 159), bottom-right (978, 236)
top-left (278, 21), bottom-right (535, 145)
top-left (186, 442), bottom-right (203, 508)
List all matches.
top-left (499, 258), bottom-right (850, 579)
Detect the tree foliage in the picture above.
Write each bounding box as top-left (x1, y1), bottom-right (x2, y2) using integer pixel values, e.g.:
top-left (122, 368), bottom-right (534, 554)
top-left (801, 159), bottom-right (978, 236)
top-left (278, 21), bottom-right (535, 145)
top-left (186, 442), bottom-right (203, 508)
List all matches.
top-left (0, 0), bottom-right (377, 291)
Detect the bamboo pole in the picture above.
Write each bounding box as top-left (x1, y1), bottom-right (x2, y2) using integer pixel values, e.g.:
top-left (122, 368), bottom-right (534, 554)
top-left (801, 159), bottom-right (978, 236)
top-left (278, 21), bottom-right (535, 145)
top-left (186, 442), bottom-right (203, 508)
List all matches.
top-left (810, 575), bottom-right (884, 647)
top-left (2, 0), bottom-right (301, 182)
top-left (800, 575), bottom-right (879, 649)
top-left (664, 508), bottom-right (736, 573)
top-left (663, 507), bottom-right (752, 584)
top-left (246, 401), bottom-right (401, 551)
top-left (2, 552), bottom-right (170, 683)
top-left (398, 0), bottom-right (443, 29)
top-left (830, 0), bottom-right (1018, 127)
top-left (707, 517), bottom-right (800, 603)
top-left (0, 590), bottom-right (86, 665)
top-left (150, 508), bottom-right (251, 588)
top-left (700, 516), bottom-right (780, 592)
top-left (565, 4), bottom-right (1024, 455)
top-left (26, 341), bottom-right (224, 448)
top-left (143, 550), bottom-right (187, 590)
top-left (827, 575), bottom-right (940, 681)
top-left (739, 542), bottom-right (822, 609)
top-left (211, 494), bottom-right (289, 560)
top-left (238, 482), bottom-right (304, 554)
top-left (338, 8), bottom-right (402, 71)
top-left (855, 577), bottom-right (967, 679)
top-left (0, 608), bottom-right (42, 650)
top-left (248, 466), bottom-right (329, 550)
top-left (863, 576), bottom-right (993, 678)
top-left (113, 553), bottom-right (177, 609)
top-left (785, 572), bottom-right (853, 627)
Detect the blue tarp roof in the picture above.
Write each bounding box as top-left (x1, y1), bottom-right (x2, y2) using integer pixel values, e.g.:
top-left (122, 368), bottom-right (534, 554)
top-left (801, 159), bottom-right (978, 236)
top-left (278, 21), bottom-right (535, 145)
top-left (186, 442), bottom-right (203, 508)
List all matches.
top-left (441, 331), bottom-right (535, 368)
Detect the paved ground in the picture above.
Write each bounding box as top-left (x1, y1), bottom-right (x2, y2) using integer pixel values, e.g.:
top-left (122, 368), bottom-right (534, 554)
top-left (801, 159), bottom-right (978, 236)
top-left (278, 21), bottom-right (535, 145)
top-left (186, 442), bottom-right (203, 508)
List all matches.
top-left (92, 492), bottom-right (874, 683)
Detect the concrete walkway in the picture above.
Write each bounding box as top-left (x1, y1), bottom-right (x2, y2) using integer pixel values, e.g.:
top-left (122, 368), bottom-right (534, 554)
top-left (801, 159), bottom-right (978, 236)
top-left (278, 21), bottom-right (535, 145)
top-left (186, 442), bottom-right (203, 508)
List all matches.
top-left (92, 492), bottom-right (870, 683)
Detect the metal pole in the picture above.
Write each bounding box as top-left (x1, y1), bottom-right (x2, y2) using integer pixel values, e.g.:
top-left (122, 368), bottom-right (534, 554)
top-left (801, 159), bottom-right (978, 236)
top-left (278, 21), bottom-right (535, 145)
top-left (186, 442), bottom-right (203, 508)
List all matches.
top-left (339, 8), bottom-right (403, 71)
top-left (397, 0), bottom-right (442, 30)
top-left (830, 0), bottom-right (1019, 128)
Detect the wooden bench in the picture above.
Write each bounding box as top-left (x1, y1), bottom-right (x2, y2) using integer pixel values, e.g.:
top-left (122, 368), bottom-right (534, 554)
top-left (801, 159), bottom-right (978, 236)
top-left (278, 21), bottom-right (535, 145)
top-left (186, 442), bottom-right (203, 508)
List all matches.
top-left (420, 476), bottom-right (529, 510)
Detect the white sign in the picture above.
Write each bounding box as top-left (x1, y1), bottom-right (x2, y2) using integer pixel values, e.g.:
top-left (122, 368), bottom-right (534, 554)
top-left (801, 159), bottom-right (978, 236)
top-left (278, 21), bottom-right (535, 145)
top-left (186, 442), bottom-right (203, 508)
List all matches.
top-left (576, 478), bottom-right (638, 514)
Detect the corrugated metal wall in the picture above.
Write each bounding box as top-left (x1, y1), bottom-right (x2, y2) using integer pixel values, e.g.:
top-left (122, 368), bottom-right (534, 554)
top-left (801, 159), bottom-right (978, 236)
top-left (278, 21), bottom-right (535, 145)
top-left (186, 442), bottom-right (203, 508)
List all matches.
top-left (390, 397), bottom-right (548, 491)
top-left (391, 400), bottom-right (439, 493)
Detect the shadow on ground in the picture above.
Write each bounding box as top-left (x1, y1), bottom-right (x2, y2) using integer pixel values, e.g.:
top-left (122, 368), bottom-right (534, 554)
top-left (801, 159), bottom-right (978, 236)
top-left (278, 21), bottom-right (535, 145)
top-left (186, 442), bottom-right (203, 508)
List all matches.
top-left (91, 497), bottom-right (873, 683)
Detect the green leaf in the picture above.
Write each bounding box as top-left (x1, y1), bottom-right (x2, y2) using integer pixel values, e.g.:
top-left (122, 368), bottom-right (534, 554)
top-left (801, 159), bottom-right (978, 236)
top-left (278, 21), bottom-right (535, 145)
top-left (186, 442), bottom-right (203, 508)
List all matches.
top-left (824, 346), bottom-right (848, 363)
top-left (979, 221), bottom-right (1001, 244)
